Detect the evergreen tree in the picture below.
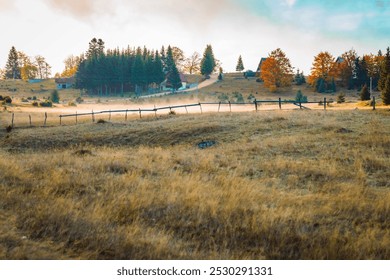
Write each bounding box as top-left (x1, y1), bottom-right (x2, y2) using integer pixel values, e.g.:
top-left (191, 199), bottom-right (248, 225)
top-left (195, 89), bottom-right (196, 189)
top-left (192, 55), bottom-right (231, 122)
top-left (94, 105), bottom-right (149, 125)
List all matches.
top-left (382, 74), bottom-right (390, 105)
top-left (200, 45), bottom-right (216, 77)
top-left (379, 47), bottom-right (390, 91)
top-left (316, 78), bottom-right (326, 93)
top-left (132, 47), bottom-right (146, 94)
top-left (153, 51), bottom-right (165, 85)
top-left (236, 55), bottom-right (244, 72)
top-left (294, 69), bottom-right (306, 85)
top-left (4, 46), bottom-right (21, 79)
top-left (166, 46), bottom-right (182, 92)
top-left (360, 84), bottom-right (370, 101)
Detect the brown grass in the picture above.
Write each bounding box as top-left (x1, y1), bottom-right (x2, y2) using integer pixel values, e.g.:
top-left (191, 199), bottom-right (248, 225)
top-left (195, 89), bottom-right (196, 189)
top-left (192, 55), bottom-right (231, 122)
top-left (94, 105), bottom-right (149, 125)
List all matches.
top-left (0, 105), bottom-right (389, 260)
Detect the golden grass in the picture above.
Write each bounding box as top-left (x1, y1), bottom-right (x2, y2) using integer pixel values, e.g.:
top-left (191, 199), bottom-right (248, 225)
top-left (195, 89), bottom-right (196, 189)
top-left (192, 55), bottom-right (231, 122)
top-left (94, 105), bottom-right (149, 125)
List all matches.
top-left (0, 109), bottom-right (389, 259)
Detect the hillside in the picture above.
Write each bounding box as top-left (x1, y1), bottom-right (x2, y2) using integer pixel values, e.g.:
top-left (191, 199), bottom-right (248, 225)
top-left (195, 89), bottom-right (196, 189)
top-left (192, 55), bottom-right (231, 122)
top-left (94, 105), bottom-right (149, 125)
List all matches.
top-left (1, 110), bottom-right (389, 259)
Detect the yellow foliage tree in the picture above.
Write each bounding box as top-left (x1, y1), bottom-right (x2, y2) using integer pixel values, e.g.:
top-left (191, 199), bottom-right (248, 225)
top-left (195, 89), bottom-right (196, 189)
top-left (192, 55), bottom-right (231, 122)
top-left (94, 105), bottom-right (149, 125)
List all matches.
top-left (308, 51), bottom-right (337, 85)
top-left (260, 48), bottom-right (293, 91)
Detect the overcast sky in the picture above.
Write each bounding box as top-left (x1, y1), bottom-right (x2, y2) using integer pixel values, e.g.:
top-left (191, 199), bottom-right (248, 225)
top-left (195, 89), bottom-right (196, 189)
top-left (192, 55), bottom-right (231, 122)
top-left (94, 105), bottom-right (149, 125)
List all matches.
top-left (0, 0), bottom-right (389, 75)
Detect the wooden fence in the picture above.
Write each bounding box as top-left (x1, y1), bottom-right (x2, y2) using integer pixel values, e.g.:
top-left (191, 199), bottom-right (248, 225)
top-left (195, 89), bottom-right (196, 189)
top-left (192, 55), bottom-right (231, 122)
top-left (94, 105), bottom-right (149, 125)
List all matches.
top-left (2, 97), bottom-right (379, 128)
top-left (57, 98), bottom-right (336, 125)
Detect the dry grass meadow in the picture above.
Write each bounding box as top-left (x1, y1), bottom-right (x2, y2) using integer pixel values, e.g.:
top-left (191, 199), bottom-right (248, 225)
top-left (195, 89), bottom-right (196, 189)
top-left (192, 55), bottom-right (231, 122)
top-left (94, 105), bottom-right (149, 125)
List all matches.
top-left (0, 107), bottom-right (389, 259)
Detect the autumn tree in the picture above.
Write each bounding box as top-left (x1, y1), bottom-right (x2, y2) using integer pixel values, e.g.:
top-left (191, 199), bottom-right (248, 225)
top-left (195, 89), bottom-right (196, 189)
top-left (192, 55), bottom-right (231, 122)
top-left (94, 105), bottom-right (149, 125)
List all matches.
top-left (308, 51), bottom-right (339, 92)
top-left (236, 55), bottom-right (244, 72)
top-left (171, 46), bottom-right (185, 72)
top-left (62, 55), bottom-right (81, 77)
top-left (336, 49), bottom-right (357, 89)
top-left (200, 45), bottom-right (216, 77)
top-left (260, 48), bottom-right (293, 91)
top-left (35, 55), bottom-right (51, 79)
top-left (4, 46), bottom-right (21, 79)
top-left (18, 51), bottom-right (38, 80)
top-left (183, 52), bottom-right (201, 74)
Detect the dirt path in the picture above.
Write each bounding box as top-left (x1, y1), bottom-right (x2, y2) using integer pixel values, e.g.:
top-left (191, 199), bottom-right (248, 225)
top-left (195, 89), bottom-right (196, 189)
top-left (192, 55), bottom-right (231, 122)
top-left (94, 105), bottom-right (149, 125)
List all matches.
top-left (140, 74), bottom-right (218, 98)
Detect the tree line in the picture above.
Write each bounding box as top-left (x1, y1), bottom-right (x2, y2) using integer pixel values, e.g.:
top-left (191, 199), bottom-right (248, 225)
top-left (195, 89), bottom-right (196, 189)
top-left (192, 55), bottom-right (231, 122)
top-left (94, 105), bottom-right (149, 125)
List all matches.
top-left (1, 46), bottom-right (52, 80)
top-left (74, 38), bottom-right (217, 95)
top-left (252, 47), bottom-right (390, 104)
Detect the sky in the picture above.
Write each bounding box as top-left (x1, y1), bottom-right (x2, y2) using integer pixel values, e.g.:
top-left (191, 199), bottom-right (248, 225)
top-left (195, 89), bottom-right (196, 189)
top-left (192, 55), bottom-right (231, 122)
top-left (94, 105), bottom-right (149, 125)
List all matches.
top-left (0, 0), bottom-right (389, 76)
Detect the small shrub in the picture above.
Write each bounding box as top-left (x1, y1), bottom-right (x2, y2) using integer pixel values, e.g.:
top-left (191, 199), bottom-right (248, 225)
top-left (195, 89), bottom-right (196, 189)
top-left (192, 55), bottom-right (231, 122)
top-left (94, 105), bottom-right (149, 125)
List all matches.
top-left (247, 93), bottom-right (255, 101)
top-left (0, 95), bottom-right (3, 101)
top-left (32, 96), bottom-right (37, 101)
top-left (68, 102), bottom-right (77, 107)
top-left (75, 96), bottom-right (84, 103)
top-left (96, 119), bottom-right (106, 124)
top-left (50, 90), bottom-right (60, 103)
top-left (232, 92), bottom-right (244, 103)
top-left (218, 93), bottom-right (229, 102)
top-left (168, 110), bottom-right (176, 115)
top-left (337, 93), bottom-right (346, 103)
top-left (39, 100), bottom-right (52, 107)
top-left (4, 96), bottom-right (12, 104)
top-left (295, 90), bottom-right (307, 103)
top-left (360, 85), bottom-right (370, 101)
top-left (32, 101), bottom-right (38, 107)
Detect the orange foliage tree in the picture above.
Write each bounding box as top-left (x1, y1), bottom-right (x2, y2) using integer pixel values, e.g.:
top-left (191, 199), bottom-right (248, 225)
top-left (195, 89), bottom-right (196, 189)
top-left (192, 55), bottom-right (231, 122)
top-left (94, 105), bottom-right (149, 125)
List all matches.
top-left (260, 48), bottom-right (293, 91)
top-left (308, 51), bottom-right (337, 85)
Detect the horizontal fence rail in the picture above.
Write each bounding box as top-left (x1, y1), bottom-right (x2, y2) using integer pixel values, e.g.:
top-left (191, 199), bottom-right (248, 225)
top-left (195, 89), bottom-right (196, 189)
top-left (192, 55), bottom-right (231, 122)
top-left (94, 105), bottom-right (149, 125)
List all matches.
top-left (3, 96), bottom-right (380, 129)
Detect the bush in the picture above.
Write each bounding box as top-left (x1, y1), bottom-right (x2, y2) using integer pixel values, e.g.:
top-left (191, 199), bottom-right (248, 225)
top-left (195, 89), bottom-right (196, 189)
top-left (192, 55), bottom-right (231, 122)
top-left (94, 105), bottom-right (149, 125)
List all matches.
top-left (337, 93), bottom-right (346, 103)
top-left (218, 93), bottom-right (229, 102)
top-left (68, 102), bottom-right (77, 107)
top-left (3, 96), bottom-right (12, 104)
top-left (76, 96), bottom-right (84, 104)
top-left (232, 92), bottom-right (244, 103)
top-left (295, 90), bottom-right (307, 103)
top-left (39, 100), bottom-right (52, 107)
top-left (50, 90), bottom-right (60, 103)
top-left (360, 85), bottom-right (370, 101)
top-left (32, 101), bottom-right (39, 107)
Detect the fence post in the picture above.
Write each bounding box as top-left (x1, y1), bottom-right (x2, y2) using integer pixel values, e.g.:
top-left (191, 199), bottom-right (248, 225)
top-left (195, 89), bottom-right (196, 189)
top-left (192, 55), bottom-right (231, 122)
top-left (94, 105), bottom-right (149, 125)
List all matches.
top-left (76, 111), bottom-right (78, 124)
top-left (324, 98), bottom-right (327, 110)
top-left (279, 98), bottom-right (282, 110)
top-left (29, 115), bottom-right (32, 127)
top-left (185, 105), bottom-right (188, 114)
top-left (125, 109), bottom-right (128, 121)
top-left (299, 101), bottom-right (302, 109)
top-left (254, 99), bottom-right (258, 112)
top-left (11, 113), bottom-right (14, 128)
top-left (44, 112), bottom-right (47, 126)
top-left (109, 110), bottom-right (111, 121)
top-left (372, 96), bottom-right (376, 110)
top-left (92, 110), bottom-right (95, 122)
top-left (199, 103), bottom-right (203, 114)
top-left (60, 115), bottom-right (62, 126)
top-left (229, 101), bottom-right (231, 112)
top-left (139, 108), bottom-right (142, 119)
top-left (218, 102), bottom-right (221, 112)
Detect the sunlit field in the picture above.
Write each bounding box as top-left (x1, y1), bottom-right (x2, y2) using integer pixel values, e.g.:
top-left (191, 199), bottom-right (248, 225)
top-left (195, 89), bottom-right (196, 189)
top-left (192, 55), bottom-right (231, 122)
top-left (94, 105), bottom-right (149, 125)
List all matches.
top-left (1, 109), bottom-right (389, 259)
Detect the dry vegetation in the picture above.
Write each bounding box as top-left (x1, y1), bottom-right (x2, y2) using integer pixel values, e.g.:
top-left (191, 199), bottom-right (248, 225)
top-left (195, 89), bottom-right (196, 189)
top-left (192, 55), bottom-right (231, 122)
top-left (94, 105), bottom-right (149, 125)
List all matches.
top-left (0, 109), bottom-right (389, 260)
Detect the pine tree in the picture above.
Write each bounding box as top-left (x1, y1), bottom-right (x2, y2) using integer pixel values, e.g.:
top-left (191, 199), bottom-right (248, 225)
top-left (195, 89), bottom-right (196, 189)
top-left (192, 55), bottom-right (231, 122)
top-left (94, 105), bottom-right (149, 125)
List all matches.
top-left (236, 55), bottom-right (244, 72)
top-left (360, 84), bottom-right (370, 101)
top-left (382, 74), bottom-right (390, 105)
top-left (166, 46), bottom-right (182, 92)
top-left (379, 47), bottom-right (390, 91)
top-left (200, 45), bottom-right (216, 77)
top-left (132, 47), bottom-right (146, 94)
top-left (4, 46), bottom-right (21, 79)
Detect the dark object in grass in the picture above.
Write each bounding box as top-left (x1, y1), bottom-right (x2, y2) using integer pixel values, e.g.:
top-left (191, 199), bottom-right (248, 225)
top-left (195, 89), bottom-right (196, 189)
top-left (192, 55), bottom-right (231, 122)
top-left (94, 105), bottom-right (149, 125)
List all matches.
top-left (198, 140), bottom-right (216, 149)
